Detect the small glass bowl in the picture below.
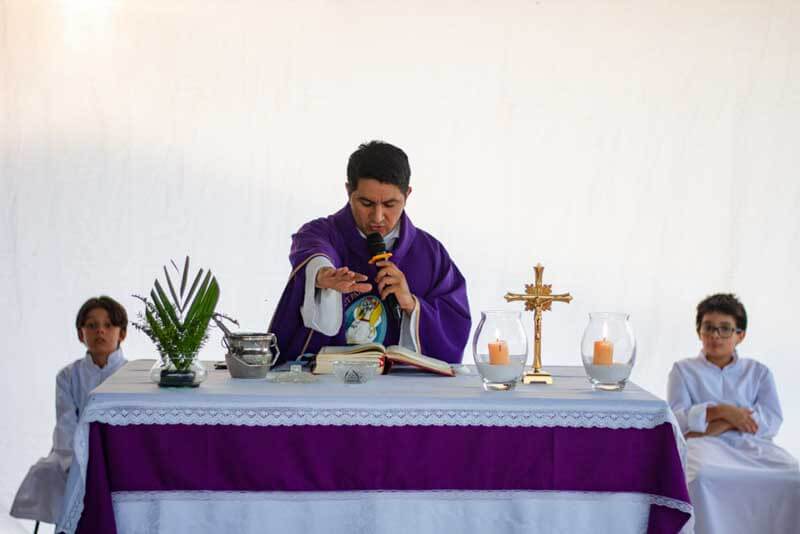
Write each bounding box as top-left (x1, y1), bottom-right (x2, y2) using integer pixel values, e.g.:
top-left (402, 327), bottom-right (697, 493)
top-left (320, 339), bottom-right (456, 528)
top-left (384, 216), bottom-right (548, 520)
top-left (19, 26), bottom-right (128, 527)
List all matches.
top-left (332, 360), bottom-right (381, 384)
top-left (265, 364), bottom-right (318, 383)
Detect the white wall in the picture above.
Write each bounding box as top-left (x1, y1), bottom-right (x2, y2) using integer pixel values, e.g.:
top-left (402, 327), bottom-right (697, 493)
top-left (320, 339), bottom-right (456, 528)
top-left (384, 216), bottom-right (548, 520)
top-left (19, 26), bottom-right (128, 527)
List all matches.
top-left (2, 0), bottom-right (799, 528)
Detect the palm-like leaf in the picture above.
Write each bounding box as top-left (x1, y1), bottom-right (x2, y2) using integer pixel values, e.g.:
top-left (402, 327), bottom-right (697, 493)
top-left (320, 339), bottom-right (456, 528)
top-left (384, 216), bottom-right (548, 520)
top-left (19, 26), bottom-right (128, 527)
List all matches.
top-left (164, 266), bottom-right (181, 312)
top-left (133, 256), bottom-right (220, 371)
top-left (180, 256), bottom-right (190, 296)
top-left (154, 281), bottom-right (181, 329)
top-left (183, 269), bottom-right (204, 311)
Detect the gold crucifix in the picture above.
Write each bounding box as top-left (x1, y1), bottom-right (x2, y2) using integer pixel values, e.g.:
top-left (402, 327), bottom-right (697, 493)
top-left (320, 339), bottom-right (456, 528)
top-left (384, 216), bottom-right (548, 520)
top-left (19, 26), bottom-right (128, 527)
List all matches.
top-left (504, 263), bottom-right (572, 385)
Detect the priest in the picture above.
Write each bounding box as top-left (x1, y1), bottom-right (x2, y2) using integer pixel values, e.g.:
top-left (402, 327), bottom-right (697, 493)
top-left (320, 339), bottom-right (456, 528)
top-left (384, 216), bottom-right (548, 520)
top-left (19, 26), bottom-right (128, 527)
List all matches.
top-left (269, 141), bottom-right (471, 365)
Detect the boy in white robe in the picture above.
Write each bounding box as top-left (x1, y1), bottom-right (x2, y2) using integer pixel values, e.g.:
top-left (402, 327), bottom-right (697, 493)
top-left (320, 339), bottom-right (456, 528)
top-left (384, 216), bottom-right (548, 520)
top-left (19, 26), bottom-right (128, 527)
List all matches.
top-left (667, 293), bottom-right (800, 534)
top-left (10, 296), bottom-right (129, 527)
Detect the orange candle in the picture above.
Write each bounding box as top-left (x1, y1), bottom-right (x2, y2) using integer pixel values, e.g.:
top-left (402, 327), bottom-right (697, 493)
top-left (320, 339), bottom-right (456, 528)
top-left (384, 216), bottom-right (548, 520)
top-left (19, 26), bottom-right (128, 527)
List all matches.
top-left (593, 338), bottom-right (614, 365)
top-left (488, 339), bottom-right (510, 365)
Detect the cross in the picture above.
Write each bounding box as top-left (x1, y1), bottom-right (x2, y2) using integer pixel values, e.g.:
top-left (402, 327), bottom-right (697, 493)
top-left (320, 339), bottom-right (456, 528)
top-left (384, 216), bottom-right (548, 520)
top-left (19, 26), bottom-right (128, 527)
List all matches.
top-left (504, 263), bottom-right (572, 384)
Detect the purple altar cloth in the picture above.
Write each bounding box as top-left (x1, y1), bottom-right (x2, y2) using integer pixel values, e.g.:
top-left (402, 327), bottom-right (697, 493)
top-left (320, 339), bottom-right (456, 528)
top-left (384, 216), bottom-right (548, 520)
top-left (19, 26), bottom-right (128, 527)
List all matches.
top-left (77, 422), bottom-right (690, 534)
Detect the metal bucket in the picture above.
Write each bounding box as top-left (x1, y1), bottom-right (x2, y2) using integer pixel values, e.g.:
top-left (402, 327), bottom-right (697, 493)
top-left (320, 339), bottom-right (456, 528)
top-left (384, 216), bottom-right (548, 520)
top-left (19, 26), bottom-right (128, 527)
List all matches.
top-left (223, 332), bottom-right (280, 379)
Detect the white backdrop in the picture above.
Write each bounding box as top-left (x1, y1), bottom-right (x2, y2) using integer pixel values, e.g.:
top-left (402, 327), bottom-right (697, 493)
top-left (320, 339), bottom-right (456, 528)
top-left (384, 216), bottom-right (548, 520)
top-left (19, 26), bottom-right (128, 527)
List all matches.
top-left (2, 1), bottom-right (800, 530)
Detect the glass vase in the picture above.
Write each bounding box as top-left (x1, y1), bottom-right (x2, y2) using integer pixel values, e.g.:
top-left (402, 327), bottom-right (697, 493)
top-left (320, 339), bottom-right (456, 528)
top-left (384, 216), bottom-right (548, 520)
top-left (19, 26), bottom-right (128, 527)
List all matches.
top-left (580, 312), bottom-right (636, 391)
top-left (472, 311), bottom-right (528, 391)
top-left (149, 354), bottom-right (207, 387)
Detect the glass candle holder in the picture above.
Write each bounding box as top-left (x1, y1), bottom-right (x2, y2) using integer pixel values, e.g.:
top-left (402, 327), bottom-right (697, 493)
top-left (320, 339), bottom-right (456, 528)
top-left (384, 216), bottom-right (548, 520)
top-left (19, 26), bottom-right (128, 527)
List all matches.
top-left (472, 311), bottom-right (528, 391)
top-left (580, 312), bottom-right (636, 391)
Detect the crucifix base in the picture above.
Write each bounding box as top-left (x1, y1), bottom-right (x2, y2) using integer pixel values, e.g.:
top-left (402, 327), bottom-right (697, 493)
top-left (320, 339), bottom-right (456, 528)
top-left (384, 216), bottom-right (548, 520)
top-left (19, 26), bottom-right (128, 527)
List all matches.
top-left (522, 369), bottom-right (553, 385)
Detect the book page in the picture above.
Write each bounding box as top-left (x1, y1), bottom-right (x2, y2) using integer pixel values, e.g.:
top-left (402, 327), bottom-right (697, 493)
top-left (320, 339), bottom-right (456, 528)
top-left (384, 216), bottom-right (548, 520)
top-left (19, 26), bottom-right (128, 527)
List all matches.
top-left (317, 343), bottom-right (386, 356)
top-left (314, 344), bottom-right (386, 375)
top-left (385, 345), bottom-right (454, 376)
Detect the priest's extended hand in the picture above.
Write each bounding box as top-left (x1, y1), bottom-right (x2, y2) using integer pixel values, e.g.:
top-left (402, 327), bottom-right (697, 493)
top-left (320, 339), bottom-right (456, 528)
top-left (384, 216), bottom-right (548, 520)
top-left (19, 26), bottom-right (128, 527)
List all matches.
top-left (316, 267), bottom-right (372, 294)
top-left (375, 260), bottom-right (416, 314)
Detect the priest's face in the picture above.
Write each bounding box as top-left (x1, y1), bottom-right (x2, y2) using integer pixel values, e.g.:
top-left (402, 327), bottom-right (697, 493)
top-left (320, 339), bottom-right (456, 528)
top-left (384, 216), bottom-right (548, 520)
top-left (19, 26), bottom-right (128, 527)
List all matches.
top-left (348, 178), bottom-right (412, 237)
top-left (698, 311), bottom-right (745, 361)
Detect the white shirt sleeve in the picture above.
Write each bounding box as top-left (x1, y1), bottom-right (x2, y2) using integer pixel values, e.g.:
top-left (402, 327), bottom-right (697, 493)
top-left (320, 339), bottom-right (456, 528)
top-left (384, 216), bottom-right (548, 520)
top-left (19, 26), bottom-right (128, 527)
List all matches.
top-left (398, 295), bottom-right (420, 352)
top-left (751, 367), bottom-right (783, 439)
top-left (300, 256), bottom-right (342, 337)
top-left (687, 403), bottom-right (711, 433)
top-left (52, 369), bottom-right (78, 471)
top-left (667, 364), bottom-right (709, 434)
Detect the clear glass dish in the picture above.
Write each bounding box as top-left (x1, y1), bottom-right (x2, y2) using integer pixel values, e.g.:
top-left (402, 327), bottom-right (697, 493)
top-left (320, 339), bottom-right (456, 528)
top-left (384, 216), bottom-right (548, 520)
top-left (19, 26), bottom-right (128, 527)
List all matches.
top-left (265, 364), bottom-right (318, 383)
top-left (332, 360), bottom-right (381, 384)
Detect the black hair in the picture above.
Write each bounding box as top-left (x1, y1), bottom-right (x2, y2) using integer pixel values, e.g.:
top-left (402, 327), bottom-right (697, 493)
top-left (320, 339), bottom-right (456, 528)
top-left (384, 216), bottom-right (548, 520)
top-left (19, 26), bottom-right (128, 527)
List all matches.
top-left (75, 296), bottom-right (128, 333)
top-left (346, 140), bottom-right (411, 195)
top-left (696, 293), bottom-right (747, 332)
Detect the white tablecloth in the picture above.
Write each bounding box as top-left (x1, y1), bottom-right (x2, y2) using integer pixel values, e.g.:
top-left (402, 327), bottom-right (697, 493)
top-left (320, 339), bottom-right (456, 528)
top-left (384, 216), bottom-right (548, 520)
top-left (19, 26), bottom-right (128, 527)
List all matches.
top-left (78, 360), bottom-right (678, 429)
top-left (60, 361), bottom-right (691, 534)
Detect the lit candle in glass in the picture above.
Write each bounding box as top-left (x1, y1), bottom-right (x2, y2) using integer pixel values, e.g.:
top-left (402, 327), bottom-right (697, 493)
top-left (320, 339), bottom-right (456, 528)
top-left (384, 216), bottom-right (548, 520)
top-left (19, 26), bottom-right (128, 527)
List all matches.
top-left (488, 339), bottom-right (510, 365)
top-left (593, 338), bottom-right (613, 365)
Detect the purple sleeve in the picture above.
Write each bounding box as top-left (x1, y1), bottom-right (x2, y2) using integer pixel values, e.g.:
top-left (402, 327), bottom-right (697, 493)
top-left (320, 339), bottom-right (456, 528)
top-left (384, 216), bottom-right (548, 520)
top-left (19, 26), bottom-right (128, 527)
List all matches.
top-left (415, 245), bottom-right (471, 364)
top-left (289, 217), bottom-right (342, 270)
top-left (270, 217), bottom-right (344, 363)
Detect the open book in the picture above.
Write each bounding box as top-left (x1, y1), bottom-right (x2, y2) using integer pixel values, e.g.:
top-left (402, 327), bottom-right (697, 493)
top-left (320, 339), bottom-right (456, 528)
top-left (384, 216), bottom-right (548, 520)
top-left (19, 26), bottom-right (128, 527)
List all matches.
top-left (314, 343), bottom-right (455, 377)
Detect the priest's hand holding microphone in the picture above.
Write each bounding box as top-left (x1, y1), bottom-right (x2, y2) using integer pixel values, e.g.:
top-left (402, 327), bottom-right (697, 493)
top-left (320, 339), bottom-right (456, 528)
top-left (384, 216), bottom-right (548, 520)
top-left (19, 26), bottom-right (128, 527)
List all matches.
top-left (367, 232), bottom-right (415, 323)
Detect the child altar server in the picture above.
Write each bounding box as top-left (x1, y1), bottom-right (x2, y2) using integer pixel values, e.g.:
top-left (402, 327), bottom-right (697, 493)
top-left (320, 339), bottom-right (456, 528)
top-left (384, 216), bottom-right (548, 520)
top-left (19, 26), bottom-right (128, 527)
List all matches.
top-left (667, 293), bottom-right (800, 534)
top-left (11, 296), bottom-right (129, 526)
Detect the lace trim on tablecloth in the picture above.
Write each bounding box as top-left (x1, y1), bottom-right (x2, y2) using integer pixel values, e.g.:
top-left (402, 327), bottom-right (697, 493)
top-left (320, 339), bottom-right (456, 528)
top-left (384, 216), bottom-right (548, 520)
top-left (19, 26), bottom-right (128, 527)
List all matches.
top-left (109, 488), bottom-right (693, 514)
top-left (81, 404), bottom-right (674, 429)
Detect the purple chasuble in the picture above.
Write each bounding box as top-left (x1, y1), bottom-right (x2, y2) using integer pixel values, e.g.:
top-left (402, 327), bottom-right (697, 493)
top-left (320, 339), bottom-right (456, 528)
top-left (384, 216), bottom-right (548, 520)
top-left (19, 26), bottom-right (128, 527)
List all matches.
top-left (268, 205), bottom-right (471, 364)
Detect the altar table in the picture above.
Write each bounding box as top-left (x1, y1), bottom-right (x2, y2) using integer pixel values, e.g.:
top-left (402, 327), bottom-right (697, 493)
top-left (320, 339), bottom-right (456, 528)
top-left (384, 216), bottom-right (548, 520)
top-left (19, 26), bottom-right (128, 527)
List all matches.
top-left (59, 361), bottom-right (691, 534)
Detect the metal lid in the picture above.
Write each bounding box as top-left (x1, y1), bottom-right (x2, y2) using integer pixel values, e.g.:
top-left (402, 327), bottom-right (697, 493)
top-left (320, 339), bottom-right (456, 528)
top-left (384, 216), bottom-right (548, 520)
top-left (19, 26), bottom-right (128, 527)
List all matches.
top-left (225, 332), bottom-right (275, 340)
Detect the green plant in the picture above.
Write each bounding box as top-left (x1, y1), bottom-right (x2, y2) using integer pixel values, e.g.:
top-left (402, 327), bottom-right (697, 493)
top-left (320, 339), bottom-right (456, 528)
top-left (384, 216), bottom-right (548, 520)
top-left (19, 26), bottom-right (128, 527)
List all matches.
top-left (134, 257), bottom-right (220, 371)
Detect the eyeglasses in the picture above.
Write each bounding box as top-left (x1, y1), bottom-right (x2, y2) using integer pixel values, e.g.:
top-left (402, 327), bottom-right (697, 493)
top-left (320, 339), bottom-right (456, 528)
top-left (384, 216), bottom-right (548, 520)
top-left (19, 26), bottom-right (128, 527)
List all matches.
top-left (700, 324), bottom-right (741, 338)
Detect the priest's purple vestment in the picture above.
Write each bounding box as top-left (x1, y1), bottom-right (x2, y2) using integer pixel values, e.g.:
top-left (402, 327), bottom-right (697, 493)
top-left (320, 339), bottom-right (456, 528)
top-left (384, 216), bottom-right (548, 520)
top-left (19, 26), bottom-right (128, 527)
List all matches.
top-left (269, 205), bottom-right (471, 364)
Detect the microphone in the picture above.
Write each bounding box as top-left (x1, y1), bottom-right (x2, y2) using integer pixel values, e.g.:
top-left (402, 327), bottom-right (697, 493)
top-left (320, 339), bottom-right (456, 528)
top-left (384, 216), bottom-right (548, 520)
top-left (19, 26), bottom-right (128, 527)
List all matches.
top-left (366, 232), bottom-right (402, 323)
